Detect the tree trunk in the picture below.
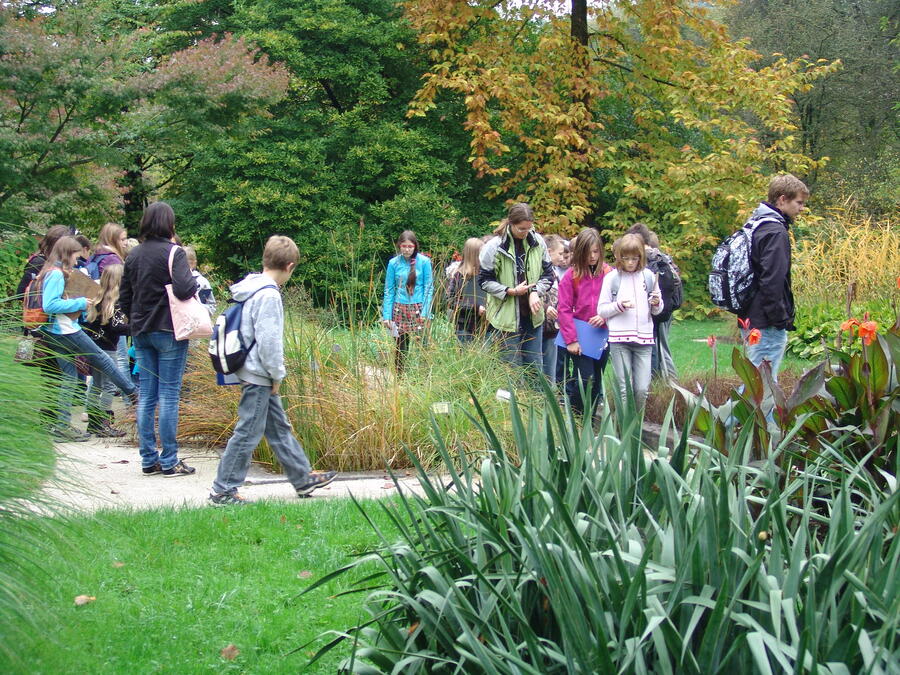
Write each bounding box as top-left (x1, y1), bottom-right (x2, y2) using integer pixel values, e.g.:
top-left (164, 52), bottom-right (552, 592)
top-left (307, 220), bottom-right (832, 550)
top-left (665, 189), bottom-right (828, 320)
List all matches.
top-left (570, 0), bottom-right (596, 229)
top-left (120, 156), bottom-right (149, 234)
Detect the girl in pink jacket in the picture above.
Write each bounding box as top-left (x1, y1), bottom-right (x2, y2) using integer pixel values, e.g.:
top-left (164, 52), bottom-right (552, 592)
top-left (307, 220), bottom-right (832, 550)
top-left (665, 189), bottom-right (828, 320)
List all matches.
top-left (596, 234), bottom-right (663, 409)
top-left (557, 228), bottom-right (612, 416)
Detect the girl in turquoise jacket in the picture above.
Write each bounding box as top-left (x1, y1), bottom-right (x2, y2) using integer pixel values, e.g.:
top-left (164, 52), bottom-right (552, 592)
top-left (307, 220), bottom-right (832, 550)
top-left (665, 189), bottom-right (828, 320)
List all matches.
top-left (381, 230), bottom-right (434, 372)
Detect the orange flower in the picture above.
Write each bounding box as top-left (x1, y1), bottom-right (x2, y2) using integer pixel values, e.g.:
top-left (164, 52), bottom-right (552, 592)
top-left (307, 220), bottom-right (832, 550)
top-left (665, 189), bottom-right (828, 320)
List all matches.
top-left (747, 328), bottom-right (761, 345)
top-left (859, 321), bottom-right (878, 346)
top-left (897, 276), bottom-right (900, 289)
top-left (840, 318), bottom-right (860, 335)
top-left (707, 335), bottom-right (717, 348)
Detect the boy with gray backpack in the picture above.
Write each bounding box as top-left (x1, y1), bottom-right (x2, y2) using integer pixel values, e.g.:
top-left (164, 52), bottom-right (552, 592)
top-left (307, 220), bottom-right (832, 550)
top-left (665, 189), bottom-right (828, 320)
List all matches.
top-left (708, 174), bottom-right (808, 378)
top-left (208, 235), bottom-right (336, 505)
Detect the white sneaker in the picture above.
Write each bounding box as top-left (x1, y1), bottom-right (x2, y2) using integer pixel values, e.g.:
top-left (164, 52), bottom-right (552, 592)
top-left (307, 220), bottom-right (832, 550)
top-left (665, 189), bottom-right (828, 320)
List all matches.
top-left (495, 388), bottom-right (511, 402)
top-left (80, 412), bottom-right (89, 422)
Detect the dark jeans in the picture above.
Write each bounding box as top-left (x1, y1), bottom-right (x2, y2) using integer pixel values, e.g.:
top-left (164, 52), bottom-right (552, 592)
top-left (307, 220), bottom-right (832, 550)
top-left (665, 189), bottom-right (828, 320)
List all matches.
top-left (490, 323), bottom-right (544, 387)
top-left (565, 349), bottom-right (609, 416)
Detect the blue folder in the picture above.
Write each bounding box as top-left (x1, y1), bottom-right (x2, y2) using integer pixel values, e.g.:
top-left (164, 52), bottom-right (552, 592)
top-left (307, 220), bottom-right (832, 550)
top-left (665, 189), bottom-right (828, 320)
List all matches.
top-left (555, 318), bottom-right (609, 360)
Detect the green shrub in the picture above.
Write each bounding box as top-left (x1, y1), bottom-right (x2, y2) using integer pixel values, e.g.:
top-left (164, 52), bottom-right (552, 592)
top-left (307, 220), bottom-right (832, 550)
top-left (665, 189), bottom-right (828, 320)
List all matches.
top-left (784, 299), bottom-right (894, 360)
top-left (305, 386), bottom-right (899, 672)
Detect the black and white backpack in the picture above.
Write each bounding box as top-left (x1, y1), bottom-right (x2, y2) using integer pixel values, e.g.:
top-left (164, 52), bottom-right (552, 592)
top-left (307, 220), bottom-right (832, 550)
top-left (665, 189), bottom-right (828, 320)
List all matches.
top-left (708, 219), bottom-right (776, 313)
top-left (208, 285), bottom-right (277, 375)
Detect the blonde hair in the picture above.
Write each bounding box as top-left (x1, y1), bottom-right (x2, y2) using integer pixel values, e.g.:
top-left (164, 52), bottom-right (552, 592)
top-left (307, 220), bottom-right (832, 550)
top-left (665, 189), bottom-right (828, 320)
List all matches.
top-left (183, 245), bottom-right (198, 268)
top-left (124, 238), bottom-right (139, 256)
top-left (86, 264), bottom-right (123, 324)
top-left (458, 238), bottom-right (483, 279)
top-left (96, 223), bottom-right (126, 260)
top-left (767, 174), bottom-right (809, 203)
top-left (263, 235), bottom-right (299, 271)
top-left (613, 234), bottom-right (646, 272)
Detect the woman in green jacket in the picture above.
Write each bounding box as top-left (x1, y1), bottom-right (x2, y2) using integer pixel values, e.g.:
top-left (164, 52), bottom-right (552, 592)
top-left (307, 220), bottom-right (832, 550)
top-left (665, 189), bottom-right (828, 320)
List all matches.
top-left (478, 203), bottom-right (554, 381)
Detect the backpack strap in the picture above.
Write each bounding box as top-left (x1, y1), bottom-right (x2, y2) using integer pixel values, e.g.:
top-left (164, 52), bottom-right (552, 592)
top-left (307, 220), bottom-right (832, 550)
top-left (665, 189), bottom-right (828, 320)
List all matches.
top-left (609, 269), bottom-right (655, 300)
top-left (234, 284), bottom-right (279, 352)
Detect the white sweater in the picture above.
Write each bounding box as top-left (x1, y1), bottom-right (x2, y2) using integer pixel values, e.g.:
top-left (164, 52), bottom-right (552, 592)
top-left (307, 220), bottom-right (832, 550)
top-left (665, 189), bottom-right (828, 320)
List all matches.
top-left (596, 269), bottom-right (663, 345)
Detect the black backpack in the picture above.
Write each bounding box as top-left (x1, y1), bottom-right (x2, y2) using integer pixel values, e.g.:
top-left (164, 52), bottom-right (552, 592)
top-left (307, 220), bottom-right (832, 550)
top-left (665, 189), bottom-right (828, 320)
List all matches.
top-left (645, 250), bottom-right (682, 323)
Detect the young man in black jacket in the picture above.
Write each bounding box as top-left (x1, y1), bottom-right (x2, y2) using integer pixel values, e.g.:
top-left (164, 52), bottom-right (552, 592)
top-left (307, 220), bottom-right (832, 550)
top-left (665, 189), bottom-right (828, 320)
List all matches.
top-left (738, 174), bottom-right (809, 379)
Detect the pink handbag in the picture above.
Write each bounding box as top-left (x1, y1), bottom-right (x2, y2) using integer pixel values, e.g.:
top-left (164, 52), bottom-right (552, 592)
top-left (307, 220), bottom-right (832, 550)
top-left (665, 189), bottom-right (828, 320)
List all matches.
top-left (166, 245), bottom-right (213, 341)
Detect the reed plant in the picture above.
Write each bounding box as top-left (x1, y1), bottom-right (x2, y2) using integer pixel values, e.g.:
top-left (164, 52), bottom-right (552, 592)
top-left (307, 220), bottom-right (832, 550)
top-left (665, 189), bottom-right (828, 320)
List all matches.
top-left (304, 385), bottom-right (899, 673)
top-left (792, 199), bottom-right (899, 306)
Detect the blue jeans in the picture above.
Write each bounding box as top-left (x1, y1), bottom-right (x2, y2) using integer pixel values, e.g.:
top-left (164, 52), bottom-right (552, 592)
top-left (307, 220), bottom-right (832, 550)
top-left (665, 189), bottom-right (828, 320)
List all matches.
top-left (133, 331), bottom-right (189, 470)
top-left (41, 330), bottom-right (136, 426)
top-left (542, 334), bottom-right (558, 384)
top-left (212, 383), bottom-right (312, 495)
top-left (743, 327), bottom-right (788, 381)
top-left (490, 323), bottom-right (544, 386)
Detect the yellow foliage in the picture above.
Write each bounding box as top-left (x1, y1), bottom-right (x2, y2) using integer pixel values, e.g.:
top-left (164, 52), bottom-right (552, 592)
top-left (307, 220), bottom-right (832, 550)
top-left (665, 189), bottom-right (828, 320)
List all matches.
top-left (792, 199), bottom-right (900, 304)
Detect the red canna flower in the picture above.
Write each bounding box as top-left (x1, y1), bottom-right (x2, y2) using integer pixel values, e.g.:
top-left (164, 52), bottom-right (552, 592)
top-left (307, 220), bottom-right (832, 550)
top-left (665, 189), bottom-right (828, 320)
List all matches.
top-left (897, 276), bottom-right (900, 289)
top-left (707, 335), bottom-right (717, 348)
top-left (737, 317), bottom-right (751, 330)
top-left (747, 328), bottom-right (761, 346)
top-left (859, 321), bottom-right (878, 346)
top-left (840, 318), bottom-right (860, 335)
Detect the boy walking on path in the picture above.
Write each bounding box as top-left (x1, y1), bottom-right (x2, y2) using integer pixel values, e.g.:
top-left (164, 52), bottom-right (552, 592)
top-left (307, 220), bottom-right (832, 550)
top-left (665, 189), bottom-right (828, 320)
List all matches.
top-left (209, 236), bottom-right (336, 505)
top-left (738, 174), bottom-right (808, 379)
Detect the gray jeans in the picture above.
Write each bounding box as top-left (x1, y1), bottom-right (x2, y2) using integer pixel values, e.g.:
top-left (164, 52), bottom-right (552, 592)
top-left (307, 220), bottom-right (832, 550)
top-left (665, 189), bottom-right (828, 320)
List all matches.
top-left (609, 342), bottom-right (653, 408)
top-left (212, 383), bottom-right (312, 496)
top-left (651, 317), bottom-right (677, 379)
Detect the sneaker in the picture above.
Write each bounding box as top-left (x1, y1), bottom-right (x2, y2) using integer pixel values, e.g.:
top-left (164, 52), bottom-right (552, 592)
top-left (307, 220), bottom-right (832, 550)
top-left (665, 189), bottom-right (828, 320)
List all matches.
top-left (208, 492), bottom-right (250, 506)
top-left (162, 460), bottom-right (196, 477)
top-left (80, 412), bottom-right (89, 422)
top-left (88, 420), bottom-right (126, 438)
top-left (142, 462), bottom-right (163, 476)
top-left (126, 391), bottom-right (139, 407)
top-left (50, 424), bottom-right (91, 443)
top-left (296, 470), bottom-right (337, 497)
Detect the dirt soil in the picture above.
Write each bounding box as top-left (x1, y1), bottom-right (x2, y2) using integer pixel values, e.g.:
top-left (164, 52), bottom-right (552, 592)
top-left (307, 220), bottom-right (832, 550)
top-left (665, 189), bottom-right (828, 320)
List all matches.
top-left (42, 433), bottom-right (429, 513)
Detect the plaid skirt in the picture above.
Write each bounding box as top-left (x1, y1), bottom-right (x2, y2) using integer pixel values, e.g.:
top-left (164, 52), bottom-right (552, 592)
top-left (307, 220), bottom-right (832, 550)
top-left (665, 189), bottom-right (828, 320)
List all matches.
top-left (392, 302), bottom-right (424, 336)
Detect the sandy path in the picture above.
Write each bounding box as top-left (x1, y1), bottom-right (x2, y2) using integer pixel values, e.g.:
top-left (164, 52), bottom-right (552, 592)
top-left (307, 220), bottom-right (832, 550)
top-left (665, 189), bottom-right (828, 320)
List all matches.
top-left (42, 434), bottom-right (429, 513)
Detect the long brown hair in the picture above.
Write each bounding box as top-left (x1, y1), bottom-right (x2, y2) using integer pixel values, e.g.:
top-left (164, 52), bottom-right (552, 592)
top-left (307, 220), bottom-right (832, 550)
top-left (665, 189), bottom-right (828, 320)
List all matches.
top-left (493, 202), bottom-right (535, 237)
top-left (96, 222), bottom-right (126, 260)
top-left (86, 263), bottom-right (123, 324)
top-left (397, 230), bottom-right (419, 294)
top-left (570, 228), bottom-right (604, 281)
top-left (37, 236), bottom-right (82, 281)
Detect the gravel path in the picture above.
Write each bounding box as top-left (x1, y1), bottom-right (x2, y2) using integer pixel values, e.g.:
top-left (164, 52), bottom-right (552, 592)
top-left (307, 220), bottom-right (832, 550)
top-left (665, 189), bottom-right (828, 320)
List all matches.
top-left (42, 433), bottom-right (429, 512)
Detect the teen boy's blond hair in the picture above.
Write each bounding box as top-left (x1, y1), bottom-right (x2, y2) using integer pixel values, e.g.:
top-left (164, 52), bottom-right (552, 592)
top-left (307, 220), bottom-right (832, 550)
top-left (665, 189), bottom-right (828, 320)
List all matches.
top-left (767, 174), bottom-right (810, 204)
top-left (263, 235), bottom-right (299, 271)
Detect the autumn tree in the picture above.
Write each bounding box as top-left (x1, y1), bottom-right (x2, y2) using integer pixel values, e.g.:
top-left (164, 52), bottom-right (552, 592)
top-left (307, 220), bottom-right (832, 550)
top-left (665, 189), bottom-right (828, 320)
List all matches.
top-left (404, 0), bottom-right (837, 248)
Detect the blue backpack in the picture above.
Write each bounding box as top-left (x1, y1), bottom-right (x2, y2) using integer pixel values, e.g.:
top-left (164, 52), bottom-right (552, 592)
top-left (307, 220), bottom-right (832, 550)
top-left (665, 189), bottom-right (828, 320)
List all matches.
top-left (85, 252), bottom-right (115, 280)
top-left (208, 285), bottom-right (277, 375)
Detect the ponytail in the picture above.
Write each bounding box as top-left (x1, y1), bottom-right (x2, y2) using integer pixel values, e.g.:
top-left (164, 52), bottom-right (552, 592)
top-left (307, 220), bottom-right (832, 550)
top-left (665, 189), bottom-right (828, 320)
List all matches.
top-left (406, 255), bottom-right (417, 294)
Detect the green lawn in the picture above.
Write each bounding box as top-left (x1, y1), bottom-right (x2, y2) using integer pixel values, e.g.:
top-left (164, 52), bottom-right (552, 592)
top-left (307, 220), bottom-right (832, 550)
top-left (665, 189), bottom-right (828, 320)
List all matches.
top-left (2, 498), bottom-right (400, 674)
top-left (667, 316), bottom-right (815, 377)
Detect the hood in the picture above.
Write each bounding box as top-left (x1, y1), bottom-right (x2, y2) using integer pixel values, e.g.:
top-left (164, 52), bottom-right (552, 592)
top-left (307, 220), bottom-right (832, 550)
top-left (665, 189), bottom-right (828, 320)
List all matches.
top-left (751, 202), bottom-right (788, 225)
top-left (230, 273), bottom-right (278, 302)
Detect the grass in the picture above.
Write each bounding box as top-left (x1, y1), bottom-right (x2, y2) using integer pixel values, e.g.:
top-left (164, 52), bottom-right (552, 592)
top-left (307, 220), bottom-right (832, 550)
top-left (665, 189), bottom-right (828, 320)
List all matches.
top-left (2, 498), bottom-right (402, 674)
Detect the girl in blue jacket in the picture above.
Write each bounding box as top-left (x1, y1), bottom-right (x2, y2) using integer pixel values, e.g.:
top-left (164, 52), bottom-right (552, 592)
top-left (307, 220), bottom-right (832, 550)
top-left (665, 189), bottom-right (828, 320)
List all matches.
top-left (381, 230), bottom-right (433, 373)
top-left (37, 236), bottom-right (137, 442)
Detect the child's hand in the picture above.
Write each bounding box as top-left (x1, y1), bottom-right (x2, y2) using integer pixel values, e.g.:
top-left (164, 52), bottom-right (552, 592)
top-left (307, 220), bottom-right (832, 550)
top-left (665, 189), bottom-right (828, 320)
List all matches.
top-left (649, 293), bottom-right (661, 307)
top-left (620, 299), bottom-right (634, 310)
top-left (546, 306), bottom-right (558, 321)
top-left (588, 315), bottom-right (605, 327)
top-left (567, 341), bottom-right (582, 356)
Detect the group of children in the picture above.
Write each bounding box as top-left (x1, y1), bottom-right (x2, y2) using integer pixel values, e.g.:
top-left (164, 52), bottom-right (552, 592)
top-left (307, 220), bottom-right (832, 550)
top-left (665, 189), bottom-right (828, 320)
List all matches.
top-left (385, 204), bottom-right (669, 417)
top-left (20, 214), bottom-right (334, 504)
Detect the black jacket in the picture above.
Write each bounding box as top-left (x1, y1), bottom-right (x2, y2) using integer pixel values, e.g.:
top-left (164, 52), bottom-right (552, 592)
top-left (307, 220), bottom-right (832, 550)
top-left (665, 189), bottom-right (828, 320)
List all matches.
top-left (738, 203), bottom-right (795, 331)
top-left (120, 238), bottom-right (198, 336)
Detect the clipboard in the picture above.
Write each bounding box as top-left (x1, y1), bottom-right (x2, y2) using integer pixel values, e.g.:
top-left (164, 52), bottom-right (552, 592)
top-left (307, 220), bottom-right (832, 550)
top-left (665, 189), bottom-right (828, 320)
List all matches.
top-left (64, 270), bottom-right (102, 301)
top-left (555, 318), bottom-right (608, 360)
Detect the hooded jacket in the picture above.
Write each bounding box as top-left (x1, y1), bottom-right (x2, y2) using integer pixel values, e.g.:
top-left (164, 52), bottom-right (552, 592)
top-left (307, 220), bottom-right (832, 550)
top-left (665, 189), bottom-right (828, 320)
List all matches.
top-left (478, 228), bottom-right (554, 333)
top-left (230, 273), bottom-right (286, 387)
top-left (738, 203), bottom-right (795, 331)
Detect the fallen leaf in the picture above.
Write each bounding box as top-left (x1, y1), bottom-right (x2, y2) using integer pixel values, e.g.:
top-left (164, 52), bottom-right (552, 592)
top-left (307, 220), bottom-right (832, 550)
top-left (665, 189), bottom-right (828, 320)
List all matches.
top-left (408, 621), bottom-right (420, 634)
top-left (96, 464), bottom-right (107, 469)
top-left (220, 644), bottom-right (239, 660)
top-left (297, 570), bottom-right (312, 579)
top-left (110, 490), bottom-right (120, 495)
top-left (74, 595), bottom-right (96, 606)
top-left (382, 483), bottom-right (395, 490)
top-left (112, 562), bottom-right (125, 568)
top-left (111, 460), bottom-right (129, 464)
top-left (280, 514), bottom-right (286, 524)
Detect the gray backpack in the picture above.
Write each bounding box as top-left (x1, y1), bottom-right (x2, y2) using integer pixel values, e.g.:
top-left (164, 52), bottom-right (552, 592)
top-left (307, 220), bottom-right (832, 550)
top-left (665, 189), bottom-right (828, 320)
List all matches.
top-left (708, 219), bottom-right (776, 313)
